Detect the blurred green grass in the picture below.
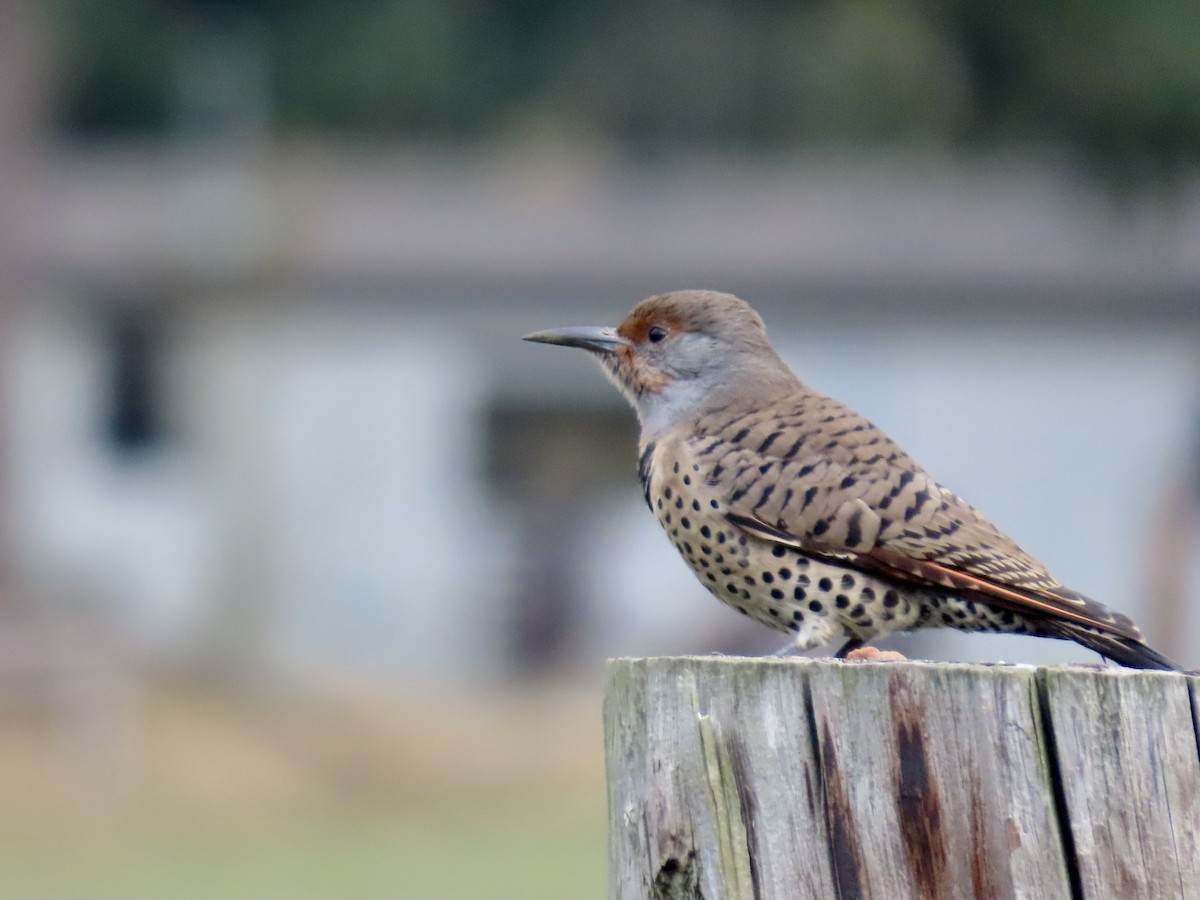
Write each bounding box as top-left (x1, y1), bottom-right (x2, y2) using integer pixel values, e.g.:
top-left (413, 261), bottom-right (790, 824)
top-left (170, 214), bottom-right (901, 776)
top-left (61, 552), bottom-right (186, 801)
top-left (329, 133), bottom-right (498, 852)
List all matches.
top-left (0, 793), bottom-right (605, 899)
top-left (0, 678), bottom-right (607, 899)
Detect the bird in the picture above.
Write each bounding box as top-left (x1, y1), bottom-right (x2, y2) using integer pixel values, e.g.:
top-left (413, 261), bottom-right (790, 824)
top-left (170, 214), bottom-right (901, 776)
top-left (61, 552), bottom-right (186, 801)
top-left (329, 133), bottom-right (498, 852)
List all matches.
top-left (523, 290), bottom-right (1182, 671)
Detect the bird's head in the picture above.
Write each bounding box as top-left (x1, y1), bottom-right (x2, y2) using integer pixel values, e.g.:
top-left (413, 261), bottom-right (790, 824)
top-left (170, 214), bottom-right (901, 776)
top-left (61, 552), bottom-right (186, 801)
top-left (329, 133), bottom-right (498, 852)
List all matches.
top-left (524, 290), bottom-right (799, 438)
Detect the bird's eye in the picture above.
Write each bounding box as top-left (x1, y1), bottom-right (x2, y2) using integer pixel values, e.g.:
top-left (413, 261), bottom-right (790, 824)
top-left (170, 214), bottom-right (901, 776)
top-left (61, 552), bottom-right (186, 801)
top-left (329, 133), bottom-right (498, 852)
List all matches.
top-left (647, 326), bottom-right (668, 343)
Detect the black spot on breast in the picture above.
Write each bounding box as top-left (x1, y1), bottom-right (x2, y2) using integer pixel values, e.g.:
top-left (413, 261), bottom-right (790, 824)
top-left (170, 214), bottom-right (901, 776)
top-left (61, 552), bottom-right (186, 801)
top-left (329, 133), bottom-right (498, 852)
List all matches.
top-left (839, 476), bottom-right (857, 489)
top-left (771, 589), bottom-right (784, 600)
top-left (777, 568), bottom-right (791, 581)
top-left (800, 486), bottom-right (819, 510)
top-left (882, 590), bottom-right (899, 608)
top-left (818, 578), bottom-right (833, 592)
top-left (835, 595), bottom-right (850, 609)
top-left (761, 572), bottom-right (774, 584)
top-left (809, 600), bottom-right (824, 613)
top-left (680, 517), bottom-right (691, 530)
top-left (840, 573), bottom-right (855, 589)
top-left (731, 427), bottom-right (751, 443)
top-left (794, 587), bottom-right (807, 601)
top-left (812, 520), bottom-right (830, 536)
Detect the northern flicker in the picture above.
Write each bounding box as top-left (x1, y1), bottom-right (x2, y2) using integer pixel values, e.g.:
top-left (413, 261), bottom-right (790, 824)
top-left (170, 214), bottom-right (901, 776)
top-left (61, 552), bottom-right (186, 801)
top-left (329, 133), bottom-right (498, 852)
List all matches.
top-left (524, 290), bottom-right (1181, 670)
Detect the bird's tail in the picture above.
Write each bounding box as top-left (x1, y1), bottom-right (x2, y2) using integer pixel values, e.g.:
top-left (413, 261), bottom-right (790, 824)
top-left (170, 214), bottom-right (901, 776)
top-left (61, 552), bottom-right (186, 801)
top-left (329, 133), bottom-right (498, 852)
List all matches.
top-left (1046, 621), bottom-right (1183, 672)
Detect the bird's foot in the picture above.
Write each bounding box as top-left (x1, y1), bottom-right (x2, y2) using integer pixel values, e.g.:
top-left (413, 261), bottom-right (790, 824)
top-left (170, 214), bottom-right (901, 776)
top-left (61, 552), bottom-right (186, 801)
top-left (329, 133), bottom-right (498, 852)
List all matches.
top-left (844, 646), bottom-right (908, 662)
top-left (771, 640), bottom-right (801, 657)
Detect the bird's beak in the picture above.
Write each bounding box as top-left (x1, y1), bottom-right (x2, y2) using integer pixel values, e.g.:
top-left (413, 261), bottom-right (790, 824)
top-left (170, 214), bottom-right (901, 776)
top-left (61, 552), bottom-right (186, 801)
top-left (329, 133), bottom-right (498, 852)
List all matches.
top-left (523, 325), bottom-right (630, 355)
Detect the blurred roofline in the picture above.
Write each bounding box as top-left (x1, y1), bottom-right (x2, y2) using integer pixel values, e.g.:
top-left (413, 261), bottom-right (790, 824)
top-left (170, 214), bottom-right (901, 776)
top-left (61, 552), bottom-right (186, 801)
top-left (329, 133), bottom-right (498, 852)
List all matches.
top-left (32, 143), bottom-right (1200, 322)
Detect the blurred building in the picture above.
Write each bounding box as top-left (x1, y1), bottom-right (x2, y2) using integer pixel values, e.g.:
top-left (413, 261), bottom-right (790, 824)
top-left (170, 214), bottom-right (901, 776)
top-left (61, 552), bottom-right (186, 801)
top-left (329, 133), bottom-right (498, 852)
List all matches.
top-left (1, 2), bottom-right (1198, 690)
top-left (6, 143), bottom-right (1199, 682)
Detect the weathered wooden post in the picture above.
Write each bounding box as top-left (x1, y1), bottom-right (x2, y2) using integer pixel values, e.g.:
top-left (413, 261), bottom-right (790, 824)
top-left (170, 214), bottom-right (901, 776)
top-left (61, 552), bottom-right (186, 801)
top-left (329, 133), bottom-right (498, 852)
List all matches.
top-left (605, 657), bottom-right (1200, 899)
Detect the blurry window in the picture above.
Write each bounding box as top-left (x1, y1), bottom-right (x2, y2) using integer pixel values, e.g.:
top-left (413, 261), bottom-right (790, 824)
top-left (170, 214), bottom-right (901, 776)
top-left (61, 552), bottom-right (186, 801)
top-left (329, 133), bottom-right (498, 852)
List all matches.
top-left (104, 309), bottom-right (167, 454)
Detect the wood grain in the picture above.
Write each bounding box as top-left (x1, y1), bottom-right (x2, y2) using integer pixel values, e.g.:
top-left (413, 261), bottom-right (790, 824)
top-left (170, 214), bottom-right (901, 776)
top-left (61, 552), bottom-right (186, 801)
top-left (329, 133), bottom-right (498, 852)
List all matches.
top-left (605, 657), bottom-right (1198, 900)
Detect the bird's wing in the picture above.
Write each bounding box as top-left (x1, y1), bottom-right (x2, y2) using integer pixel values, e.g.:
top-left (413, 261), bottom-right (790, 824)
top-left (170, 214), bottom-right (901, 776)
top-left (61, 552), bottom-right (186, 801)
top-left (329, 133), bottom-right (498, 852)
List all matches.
top-left (688, 391), bottom-right (1143, 640)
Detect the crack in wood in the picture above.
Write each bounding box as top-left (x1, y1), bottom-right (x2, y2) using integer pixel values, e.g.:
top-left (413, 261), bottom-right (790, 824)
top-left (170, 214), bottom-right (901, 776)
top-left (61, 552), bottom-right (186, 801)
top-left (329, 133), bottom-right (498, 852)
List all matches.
top-left (890, 677), bottom-right (949, 899)
top-left (818, 717), bottom-right (866, 900)
top-left (1035, 670), bottom-right (1085, 900)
